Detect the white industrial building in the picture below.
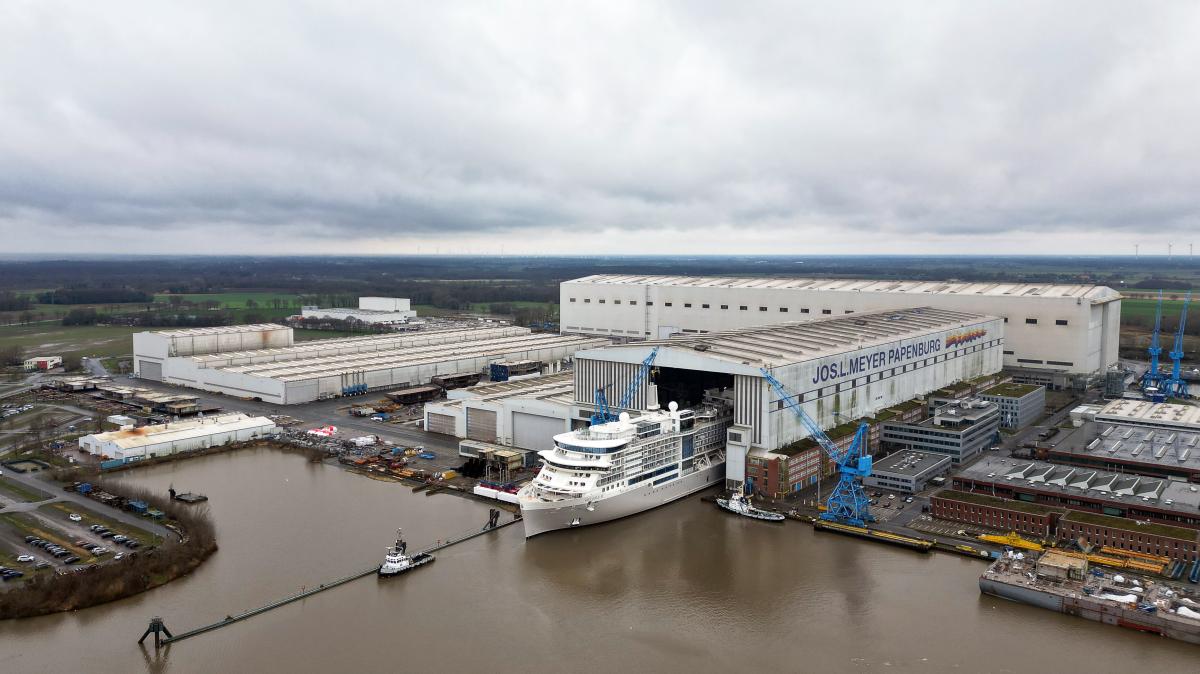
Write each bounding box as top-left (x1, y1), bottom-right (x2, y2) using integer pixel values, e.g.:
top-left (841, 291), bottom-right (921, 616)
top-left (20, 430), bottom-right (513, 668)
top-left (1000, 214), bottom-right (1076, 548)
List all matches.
top-left (560, 275), bottom-right (1120, 387)
top-left (133, 323), bottom-right (607, 404)
top-left (300, 296), bottom-right (417, 325)
top-left (424, 372), bottom-right (576, 453)
top-left (569, 307), bottom-right (1004, 491)
top-left (79, 413), bottom-right (277, 463)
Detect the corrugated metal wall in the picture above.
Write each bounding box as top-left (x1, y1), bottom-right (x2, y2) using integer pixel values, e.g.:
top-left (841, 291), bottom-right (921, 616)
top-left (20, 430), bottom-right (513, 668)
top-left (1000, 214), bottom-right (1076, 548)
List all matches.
top-left (138, 360), bottom-right (163, 381)
top-left (466, 408), bottom-right (498, 442)
top-left (573, 358), bottom-right (649, 412)
top-left (426, 413), bottom-right (456, 436)
top-left (734, 374), bottom-right (763, 446)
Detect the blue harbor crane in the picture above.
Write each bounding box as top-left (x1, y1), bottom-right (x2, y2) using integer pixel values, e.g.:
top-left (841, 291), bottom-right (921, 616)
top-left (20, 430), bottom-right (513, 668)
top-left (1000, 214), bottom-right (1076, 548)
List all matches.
top-left (760, 368), bottom-right (873, 527)
top-left (1142, 290), bottom-right (1168, 398)
top-left (591, 346), bottom-right (660, 426)
top-left (1164, 292), bottom-right (1192, 399)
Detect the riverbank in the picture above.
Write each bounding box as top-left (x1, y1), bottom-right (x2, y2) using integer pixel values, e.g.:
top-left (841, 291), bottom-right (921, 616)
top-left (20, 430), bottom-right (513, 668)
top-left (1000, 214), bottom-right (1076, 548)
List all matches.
top-left (0, 480), bottom-right (216, 620)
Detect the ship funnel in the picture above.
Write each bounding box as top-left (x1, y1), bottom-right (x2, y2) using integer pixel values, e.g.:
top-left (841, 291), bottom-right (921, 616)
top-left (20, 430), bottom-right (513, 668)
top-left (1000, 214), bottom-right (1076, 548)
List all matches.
top-left (646, 384), bottom-right (660, 410)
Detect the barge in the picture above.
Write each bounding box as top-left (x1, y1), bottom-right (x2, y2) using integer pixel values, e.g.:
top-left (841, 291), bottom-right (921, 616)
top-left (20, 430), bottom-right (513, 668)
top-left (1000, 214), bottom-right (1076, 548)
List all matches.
top-left (980, 550), bottom-right (1200, 645)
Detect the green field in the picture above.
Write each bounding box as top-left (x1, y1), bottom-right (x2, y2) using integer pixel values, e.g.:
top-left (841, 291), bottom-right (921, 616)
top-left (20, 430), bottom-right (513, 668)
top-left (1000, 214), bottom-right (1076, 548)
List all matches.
top-left (1121, 297), bottom-right (1190, 322)
top-left (0, 324), bottom-right (139, 360)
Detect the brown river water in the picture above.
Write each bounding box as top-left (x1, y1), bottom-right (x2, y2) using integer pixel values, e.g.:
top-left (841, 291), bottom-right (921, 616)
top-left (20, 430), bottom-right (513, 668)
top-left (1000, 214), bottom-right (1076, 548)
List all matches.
top-left (1, 447), bottom-right (1196, 673)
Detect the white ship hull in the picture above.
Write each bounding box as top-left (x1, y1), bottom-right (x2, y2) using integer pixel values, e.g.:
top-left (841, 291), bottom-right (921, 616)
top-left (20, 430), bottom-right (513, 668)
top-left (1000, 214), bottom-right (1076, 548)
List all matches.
top-left (520, 460), bottom-right (725, 538)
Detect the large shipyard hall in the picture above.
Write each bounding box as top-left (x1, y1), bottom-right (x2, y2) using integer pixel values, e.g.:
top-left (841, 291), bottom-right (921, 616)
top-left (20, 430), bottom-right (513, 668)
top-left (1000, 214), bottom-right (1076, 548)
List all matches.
top-left (132, 324), bottom-right (606, 404)
top-left (561, 275), bottom-right (1120, 388)
top-left (570, 306), bottom-right (1005, 492)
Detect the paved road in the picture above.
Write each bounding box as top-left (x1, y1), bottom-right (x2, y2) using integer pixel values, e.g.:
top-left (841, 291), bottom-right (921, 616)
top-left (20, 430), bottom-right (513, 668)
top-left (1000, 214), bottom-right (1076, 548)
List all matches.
top-left (2, 468), bottom-right (176, 540)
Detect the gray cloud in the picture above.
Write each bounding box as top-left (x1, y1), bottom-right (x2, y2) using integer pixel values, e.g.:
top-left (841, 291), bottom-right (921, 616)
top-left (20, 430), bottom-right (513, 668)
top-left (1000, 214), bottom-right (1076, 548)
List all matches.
top-left (2, 1), bottom-right (1199, 253)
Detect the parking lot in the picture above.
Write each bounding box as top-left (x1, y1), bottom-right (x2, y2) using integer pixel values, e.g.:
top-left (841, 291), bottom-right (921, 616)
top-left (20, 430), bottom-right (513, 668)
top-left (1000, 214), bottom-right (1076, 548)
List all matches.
top-left (0, 479), bottom-right (168, 586)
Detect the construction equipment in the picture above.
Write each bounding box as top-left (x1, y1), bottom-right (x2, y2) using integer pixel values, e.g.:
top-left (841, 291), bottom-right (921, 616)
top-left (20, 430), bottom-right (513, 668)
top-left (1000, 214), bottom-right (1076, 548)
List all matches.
top-left (1164, 292), bottom-right (1192, 399)
top-left (1142, 290), bottom-right (1168, 399)
top-left (977, 531), bottom-right (1044, 552)
top-left (761, 369), bottom-right (873, 526)
top-left (591, 347), bottom-right (660, 426)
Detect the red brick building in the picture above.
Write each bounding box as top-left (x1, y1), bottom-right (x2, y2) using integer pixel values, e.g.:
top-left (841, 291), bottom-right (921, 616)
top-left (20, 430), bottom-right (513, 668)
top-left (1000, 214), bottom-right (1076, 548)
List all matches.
top-left (931, 490), bottom-right (1063, 539)
top-left (1058, 512), bottom-right (1199, 563)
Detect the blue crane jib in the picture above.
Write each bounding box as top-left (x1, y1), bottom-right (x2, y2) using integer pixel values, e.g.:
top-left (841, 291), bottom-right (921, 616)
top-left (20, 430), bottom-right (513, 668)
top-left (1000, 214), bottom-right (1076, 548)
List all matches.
top-left (760, 368), bottom-right (873, 526)
top-left (591, 347), bottom-right (660, 426)
top-left (1165, 292), bottom-right (1192, 399)
top-left (1142, 289), bottom-right (1167, 395)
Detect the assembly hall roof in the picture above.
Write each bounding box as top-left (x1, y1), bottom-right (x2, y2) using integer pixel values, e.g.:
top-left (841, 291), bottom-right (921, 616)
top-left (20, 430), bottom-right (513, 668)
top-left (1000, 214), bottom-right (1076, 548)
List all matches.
top-left (567, 275), bottom-right (1120, 300)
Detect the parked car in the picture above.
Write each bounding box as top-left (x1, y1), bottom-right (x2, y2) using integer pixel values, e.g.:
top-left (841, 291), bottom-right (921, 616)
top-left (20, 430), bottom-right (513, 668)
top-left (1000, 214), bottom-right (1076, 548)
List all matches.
top-left (16, 555), bottom-right (34, 563)
top-left (64, 556), bottom-right (80, 564)
top-left (69, 513), bottom-right (82, 522)
top-left (112, 535), bottom-right (127, 543)
top-left (113, 553), bottom-right (124, 561)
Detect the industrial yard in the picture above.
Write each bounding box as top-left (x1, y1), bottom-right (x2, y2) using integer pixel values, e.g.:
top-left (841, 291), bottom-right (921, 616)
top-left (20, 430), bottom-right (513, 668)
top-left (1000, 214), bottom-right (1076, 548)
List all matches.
top-left (1, 265), bottom-right (1198, 659)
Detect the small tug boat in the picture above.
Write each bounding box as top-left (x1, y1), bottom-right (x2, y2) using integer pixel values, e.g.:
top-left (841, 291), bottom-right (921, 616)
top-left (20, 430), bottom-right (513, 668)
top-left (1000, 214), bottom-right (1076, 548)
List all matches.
top-left (716, 491), bottom-right (786, 522)
top-left (378, 528), bottom-right (435, 577)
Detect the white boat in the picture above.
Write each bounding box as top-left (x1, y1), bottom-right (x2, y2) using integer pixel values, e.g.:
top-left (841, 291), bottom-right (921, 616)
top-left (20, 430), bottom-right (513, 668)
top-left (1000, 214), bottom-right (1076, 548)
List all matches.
top-left (716, 491), bottom-right (786, 522)
top-left (518, 394), bottom-right (733, 537)
top-left (378, 529), bottom-right (434, 577)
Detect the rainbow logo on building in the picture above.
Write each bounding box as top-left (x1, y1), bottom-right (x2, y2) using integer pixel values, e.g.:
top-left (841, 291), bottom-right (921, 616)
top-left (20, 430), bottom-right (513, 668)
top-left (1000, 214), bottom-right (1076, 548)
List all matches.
top-left (945, 328), bottom-right (987, 349)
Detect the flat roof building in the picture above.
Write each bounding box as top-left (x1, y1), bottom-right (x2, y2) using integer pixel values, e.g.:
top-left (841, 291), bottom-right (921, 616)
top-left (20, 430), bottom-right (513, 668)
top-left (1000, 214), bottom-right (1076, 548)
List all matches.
top-left (570, 306), bottom-right (1003, 491)
top-left (425, 372), bottom-right (576, 452)
top-left (561, 274), bottom-right (1121, 384)
top-left (953, 455), bottom-right (1200, 532)
top-left (133, 324), bottom-right (606, 405)
top-left (1045, 419), bottom-right (1200, 483)
top-left (978, 382), bottom-right (1045, 429)
top-left (864, 450), bottom-right (953, 494)
top-left (80, 413), bottom-right (276, 464)
top-left (300, 297), bottom-right (417, 325)
top-left (881, 399), bottom-right (1000, 464)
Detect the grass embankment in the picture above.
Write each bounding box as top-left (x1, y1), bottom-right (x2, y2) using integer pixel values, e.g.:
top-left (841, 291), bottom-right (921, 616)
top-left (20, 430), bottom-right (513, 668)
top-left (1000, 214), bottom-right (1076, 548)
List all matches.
top-left (0, 479), bottom-right (217, 620)
top-left (0, 476), bottom-right (52, 503)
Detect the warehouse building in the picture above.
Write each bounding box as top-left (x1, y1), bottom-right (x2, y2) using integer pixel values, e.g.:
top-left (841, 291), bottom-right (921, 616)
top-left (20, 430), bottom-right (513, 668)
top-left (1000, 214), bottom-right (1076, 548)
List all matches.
top-left (1045, 418), bottom-right (1200, 483)
top-left (881, 399), bottom-right (1000, 464)
top-left (23, 356), bottom-right (62, 371)
top-left (931, 487), bottom-right (1199, 562)
top-left (570, 306), bottom-right (1004, 492)
top-left (424, 372), bottom-right (576, 452)
top-left (133, 324), bottom-right (606, 404)
top-left (79, 413), bottom-right (277, 464)
top-left (952, 455), bottom-right (1200, 532)
top-left (300, 296), bottom-right (417, 325)
top-left (1093, 399), bottom-right (1200, 432)
top-left (864, 450), bottom-right (953, 494)
top-left (931, 489), bottom-right (1064, 539)
top-left (978, 382), bottom-right (1045, 429)
top-left (561, 275), bottom-right (1121, 387)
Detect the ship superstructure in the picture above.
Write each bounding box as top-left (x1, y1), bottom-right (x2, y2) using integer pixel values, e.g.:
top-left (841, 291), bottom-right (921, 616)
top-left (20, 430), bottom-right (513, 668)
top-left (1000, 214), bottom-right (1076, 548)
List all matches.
top-left (518, 392), bottom-right (733, 537)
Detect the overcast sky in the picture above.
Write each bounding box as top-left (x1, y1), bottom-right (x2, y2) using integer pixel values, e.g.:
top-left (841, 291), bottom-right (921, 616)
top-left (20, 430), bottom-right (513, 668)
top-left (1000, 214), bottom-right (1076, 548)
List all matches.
top-left (2, 2), bottom-right (1198, 256)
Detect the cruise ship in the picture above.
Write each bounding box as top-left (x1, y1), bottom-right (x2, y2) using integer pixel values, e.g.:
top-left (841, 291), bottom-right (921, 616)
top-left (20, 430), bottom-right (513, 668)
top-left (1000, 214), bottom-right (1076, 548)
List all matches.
top-left (518, 393), bottom-right (733, 537)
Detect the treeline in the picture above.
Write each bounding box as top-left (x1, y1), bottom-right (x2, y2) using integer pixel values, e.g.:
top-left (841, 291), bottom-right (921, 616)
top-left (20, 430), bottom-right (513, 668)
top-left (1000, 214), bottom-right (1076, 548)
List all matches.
top-left (39, 288), bottom-right (154, 305)
top-left (0, 478), bottom-right (217, 620)
top-left (1126, 277), bottom-right (1194, 290)
top-left (0, 291), bottom-right (32, 311)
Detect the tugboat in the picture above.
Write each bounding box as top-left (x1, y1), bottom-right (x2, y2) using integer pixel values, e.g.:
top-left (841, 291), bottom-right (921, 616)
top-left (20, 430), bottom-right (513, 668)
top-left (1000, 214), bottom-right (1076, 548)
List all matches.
top-left (377, 528), bottom-right (435, 577)
top-left (716, 491), bottom-right (786, 522)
